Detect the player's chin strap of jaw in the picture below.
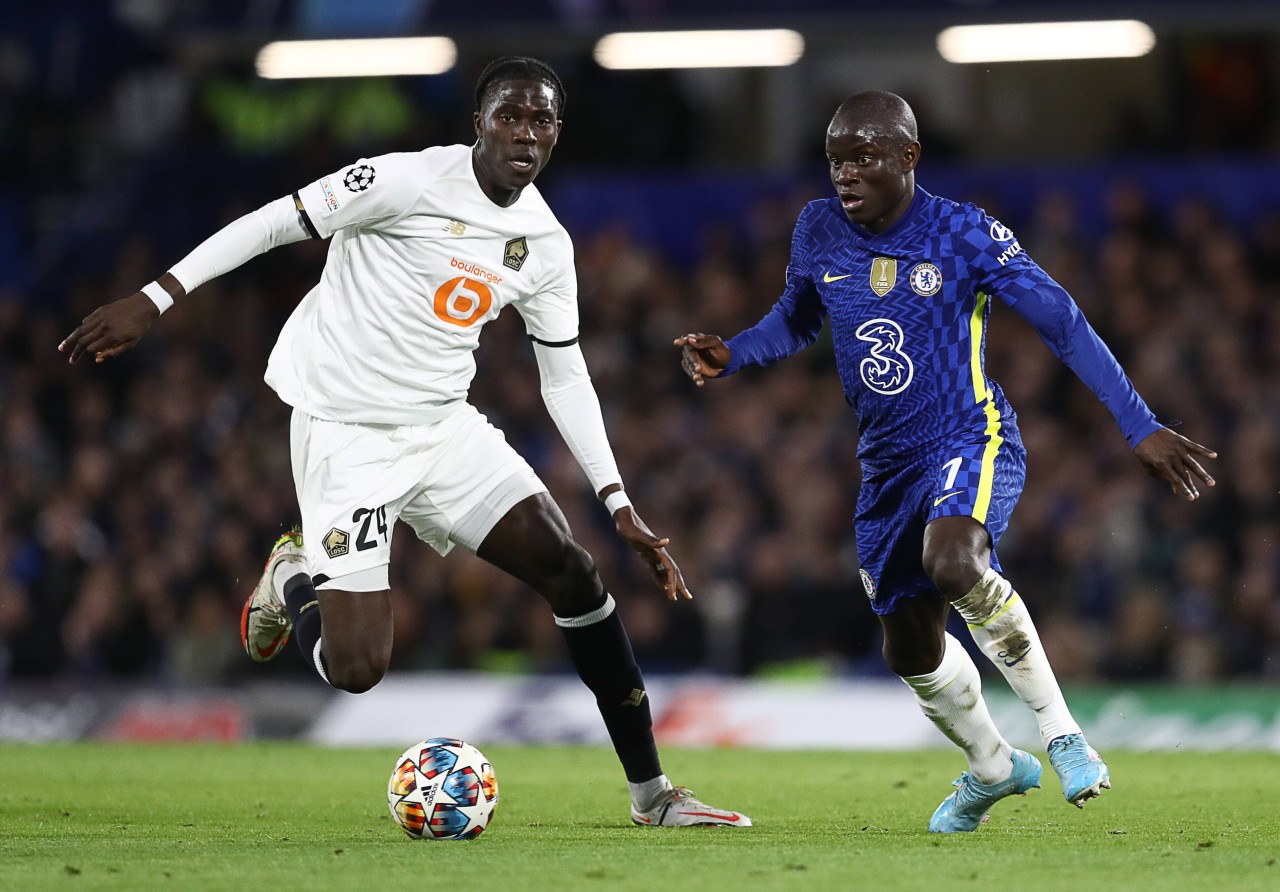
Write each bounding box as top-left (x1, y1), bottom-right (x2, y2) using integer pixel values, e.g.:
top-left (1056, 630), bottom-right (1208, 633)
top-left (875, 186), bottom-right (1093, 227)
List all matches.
top-left (530, 339), bottom-right (629, 515)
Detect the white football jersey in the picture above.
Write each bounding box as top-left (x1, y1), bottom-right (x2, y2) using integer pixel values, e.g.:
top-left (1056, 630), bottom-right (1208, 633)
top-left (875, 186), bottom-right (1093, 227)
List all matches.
top-left (265, 144), bottom-right (577, 424)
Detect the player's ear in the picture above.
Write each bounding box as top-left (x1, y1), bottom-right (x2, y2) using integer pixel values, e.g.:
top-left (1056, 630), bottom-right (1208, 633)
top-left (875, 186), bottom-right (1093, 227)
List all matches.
top-left (473, 111), bottom-right (483, 139)
top-left (902, 140), bottom-right (921, 172)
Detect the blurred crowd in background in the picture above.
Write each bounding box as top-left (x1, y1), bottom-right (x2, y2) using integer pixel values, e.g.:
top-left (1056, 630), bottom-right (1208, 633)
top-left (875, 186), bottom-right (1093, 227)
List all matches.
top-left (2, 7), bottom-right (1279, 688)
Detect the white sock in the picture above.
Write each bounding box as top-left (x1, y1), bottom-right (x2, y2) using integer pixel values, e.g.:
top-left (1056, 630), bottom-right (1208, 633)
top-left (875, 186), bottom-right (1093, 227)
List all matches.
top-left (902, 633), bottom-right (1013, 784)
top-left (312, 638), bottom-right (331, 685)
top-left (629, 774), bottom-right (671, 811)
top-left (954, 569), bottom-right (1081, 749)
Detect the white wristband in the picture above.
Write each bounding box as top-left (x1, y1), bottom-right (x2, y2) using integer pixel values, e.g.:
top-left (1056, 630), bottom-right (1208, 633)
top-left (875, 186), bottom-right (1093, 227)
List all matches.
top-left (603, 490), bottom-right (632, 515)
top-left (141, 280), bottom-right (173, 314)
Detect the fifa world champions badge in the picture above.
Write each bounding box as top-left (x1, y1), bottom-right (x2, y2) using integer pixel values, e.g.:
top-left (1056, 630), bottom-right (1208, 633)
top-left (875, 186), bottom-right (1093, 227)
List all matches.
top-left (870, 257), bottom-right (897, 296)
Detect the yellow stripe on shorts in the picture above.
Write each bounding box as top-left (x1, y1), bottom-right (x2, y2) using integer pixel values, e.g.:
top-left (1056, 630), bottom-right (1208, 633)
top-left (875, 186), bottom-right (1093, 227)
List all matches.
top-left (968, 292), bottom-right (1003, 524)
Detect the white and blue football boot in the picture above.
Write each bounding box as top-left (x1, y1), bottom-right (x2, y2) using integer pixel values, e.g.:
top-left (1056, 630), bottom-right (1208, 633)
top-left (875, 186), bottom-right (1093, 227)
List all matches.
top-left (1048, 733), bottom-right (1111, 807)
top-left (929, 749), bottom-right (1042, 833)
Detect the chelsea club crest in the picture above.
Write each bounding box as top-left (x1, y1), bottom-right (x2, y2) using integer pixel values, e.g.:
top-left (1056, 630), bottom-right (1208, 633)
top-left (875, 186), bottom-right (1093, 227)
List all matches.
top-left (909, 262), bottom-right (942, 296)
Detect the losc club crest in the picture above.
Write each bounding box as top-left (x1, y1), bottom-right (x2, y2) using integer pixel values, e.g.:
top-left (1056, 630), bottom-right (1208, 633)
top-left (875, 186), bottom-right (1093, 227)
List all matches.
top-left (869, 257), bottom-right (897, 296)
top-left (323, 527), bottom-right (349, 559)
top-left (503, 236), bottom-right (529, 271)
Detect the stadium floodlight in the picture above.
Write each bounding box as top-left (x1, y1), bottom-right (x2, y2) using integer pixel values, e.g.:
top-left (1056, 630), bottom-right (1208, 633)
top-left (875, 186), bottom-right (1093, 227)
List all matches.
top-left (256, 37), bottom-right (457, 79)
top-left (937, 20), bottom-right (1155, 63)
top-left (594, 29), bottom-right (804, 69)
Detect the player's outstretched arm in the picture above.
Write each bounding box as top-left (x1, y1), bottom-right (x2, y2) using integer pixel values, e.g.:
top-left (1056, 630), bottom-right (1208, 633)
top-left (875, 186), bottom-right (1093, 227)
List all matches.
top-left (1133, 428), bottom-right (1218, 501)
top-left (61, 195), bottom-right (317, 365)
top-left (59, 273), bottom-right (185, 364)
top-left (673, 332), bottom-right (730, 387)
top-left (601, 485), bottom-right (691, 602)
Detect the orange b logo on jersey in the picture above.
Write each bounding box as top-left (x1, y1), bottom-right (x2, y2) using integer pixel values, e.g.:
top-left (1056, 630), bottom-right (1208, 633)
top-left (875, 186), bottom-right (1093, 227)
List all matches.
top-left (433, 276), bottom-right (493, 327)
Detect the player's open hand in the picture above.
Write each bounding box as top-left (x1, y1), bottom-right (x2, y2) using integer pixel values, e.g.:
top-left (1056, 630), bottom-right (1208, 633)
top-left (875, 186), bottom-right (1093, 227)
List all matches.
top-left (611, 506), bottom-right (692, 601)
top-left (1134, 428), bottom-right (1218, 501)
top-left (673, 332), bottom-right (730, 387)
top-left (59, 292), bottom-right (159, 364)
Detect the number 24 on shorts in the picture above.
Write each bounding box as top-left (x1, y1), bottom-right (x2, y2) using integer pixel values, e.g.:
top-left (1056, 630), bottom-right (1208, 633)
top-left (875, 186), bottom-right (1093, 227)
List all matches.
top-left (352, 505), bottom-right (389, 551)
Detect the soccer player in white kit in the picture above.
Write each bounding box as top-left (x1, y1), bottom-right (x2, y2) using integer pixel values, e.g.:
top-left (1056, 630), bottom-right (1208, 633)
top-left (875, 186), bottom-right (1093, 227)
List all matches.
top-left (60, 56), bottom-right (749, 828)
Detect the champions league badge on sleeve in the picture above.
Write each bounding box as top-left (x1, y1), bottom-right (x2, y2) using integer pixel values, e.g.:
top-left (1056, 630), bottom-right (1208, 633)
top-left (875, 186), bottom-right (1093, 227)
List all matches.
top-left (343, 163), bottom-right (376, 193)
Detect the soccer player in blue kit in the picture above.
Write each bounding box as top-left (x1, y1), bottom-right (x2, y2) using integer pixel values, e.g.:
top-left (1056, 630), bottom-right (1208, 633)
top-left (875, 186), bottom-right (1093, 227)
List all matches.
top-left (676, 91), bottom-right (1217, 832)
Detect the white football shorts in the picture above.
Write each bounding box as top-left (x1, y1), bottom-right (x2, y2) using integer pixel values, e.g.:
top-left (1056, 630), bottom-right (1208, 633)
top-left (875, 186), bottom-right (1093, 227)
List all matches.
top-left (289, 403), bottom-right (546, 591)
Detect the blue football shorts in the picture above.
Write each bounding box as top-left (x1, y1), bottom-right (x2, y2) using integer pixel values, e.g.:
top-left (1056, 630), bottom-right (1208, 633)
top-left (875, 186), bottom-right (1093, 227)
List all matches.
top-left (854, 432), bottom-right (1026, 615)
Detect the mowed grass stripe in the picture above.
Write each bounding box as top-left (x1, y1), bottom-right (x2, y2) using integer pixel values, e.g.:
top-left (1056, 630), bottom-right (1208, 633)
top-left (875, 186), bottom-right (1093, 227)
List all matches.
top-left (0, 744), bottom-right (1276, 891)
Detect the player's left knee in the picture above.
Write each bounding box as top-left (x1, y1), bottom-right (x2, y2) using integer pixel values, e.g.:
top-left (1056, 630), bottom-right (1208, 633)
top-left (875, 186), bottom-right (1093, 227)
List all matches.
top-left (882, 636), bottom-right (944, 678)
top-left (539, 542), bottom-right (603, 616)
top-left (923, 548), bottom-right (985, 599)
top-left (323, 638), bottom-right (391, 693)
top-left (328, 658), bottom-right (387, 694)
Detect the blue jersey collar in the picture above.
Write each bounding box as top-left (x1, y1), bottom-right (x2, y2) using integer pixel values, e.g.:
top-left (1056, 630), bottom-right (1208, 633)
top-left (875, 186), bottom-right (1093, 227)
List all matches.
top-left (849, 185), bottom-right (931, 245)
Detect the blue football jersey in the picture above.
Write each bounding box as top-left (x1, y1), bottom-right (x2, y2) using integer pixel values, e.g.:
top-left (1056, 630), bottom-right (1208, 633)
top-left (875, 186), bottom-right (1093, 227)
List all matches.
top-left (724, 186), bottom-right (1160, 466)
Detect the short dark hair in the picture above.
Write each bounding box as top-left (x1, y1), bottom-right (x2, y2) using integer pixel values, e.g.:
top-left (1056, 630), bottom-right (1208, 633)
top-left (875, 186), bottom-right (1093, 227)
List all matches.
top-left (474, 56), bottom-right (566, 118)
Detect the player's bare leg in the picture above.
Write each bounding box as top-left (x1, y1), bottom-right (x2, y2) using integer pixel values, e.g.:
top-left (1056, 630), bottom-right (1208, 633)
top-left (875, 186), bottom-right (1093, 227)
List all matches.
top-left (242, 530), bottom-right (392, 692)
top-left (478, 494), bottom-right (749, 827)
top-left (311, 588), bottom-right (393, 693)
top-left (924, 516), bottom-right (1110, 806)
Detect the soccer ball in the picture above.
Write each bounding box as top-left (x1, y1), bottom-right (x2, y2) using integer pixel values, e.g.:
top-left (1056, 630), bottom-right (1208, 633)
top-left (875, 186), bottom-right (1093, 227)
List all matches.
top-left (387, 738), bottom-right (498, 840)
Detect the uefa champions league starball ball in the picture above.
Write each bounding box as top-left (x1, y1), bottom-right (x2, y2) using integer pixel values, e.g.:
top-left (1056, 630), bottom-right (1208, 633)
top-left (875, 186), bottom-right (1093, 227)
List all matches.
top-left (387, 738), bottom-right (499, 840)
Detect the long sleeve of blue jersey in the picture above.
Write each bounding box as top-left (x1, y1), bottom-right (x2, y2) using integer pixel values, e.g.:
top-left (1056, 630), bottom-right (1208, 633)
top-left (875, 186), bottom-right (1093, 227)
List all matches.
top-left (721, 206), bottom-right (827, 375)
top-left (963, 212), bottom-right (1162, 449)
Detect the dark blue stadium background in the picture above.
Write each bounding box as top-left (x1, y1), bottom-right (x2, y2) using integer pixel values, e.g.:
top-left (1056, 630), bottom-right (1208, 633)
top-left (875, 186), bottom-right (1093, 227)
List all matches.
top-left (1, 1), bottom-right (1277, 686)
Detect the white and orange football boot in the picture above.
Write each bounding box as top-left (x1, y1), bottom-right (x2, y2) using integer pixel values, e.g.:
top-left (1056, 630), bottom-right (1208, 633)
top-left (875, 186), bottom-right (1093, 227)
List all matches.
top-left (240, 530), bottom-right (306, 662)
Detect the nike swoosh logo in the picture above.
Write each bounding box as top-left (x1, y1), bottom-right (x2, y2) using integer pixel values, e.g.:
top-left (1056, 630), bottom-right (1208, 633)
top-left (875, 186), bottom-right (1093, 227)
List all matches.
top-left (1002, 648), bottom-right (1032, 668)
top-left (933, 491), bottom-right (964, 507)
top-left (823, 271), bottom-right (852, 282)
top-left (682, 811), bottom-right (743, 822)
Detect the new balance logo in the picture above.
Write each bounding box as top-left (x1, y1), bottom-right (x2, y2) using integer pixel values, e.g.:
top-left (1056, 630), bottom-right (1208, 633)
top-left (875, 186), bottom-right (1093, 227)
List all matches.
top-left (621, 688), bottom-right (647, 707)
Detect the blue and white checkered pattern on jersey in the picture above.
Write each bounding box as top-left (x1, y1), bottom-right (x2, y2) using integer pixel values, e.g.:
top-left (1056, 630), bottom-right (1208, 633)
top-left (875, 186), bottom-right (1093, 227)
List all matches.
top-left (721, 186), bottom-right (1163, 611)
top-left (723, 186), bottom-right (1162, 470)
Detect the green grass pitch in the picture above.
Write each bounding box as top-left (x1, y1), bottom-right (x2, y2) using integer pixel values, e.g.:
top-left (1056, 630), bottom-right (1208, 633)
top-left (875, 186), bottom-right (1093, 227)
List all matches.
top-left (1, 743), bottom-right (1277, 891)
